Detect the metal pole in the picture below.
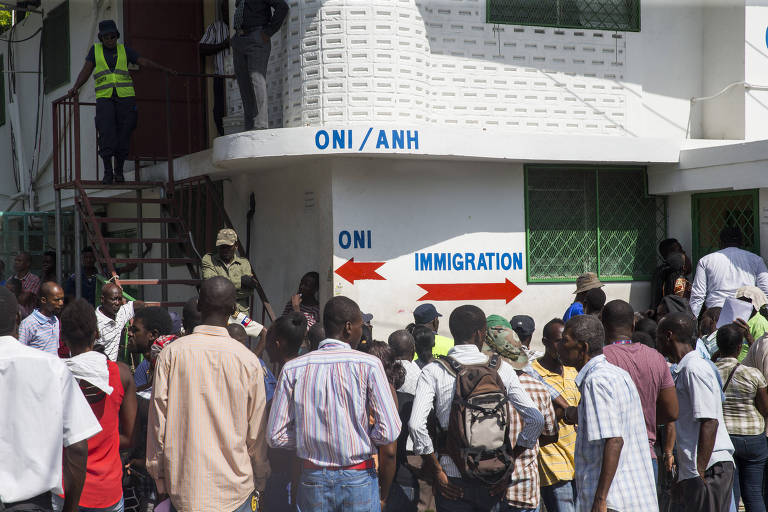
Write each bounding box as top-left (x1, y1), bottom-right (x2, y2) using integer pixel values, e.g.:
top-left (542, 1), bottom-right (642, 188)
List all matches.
top-left (74, 202), bottom-right (82, 299)
top-left (55, 189), bottom-right (62, 284)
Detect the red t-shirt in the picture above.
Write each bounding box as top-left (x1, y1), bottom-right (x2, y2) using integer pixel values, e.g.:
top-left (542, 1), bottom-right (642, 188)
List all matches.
top-left (604, 342), bottom-right (674, 458)
top-left (79, 360), bottom-right (125, 507)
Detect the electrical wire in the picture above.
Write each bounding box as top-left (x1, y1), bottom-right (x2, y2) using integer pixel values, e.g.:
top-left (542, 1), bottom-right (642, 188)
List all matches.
top-left (0, 26), bottom-right (40, 43)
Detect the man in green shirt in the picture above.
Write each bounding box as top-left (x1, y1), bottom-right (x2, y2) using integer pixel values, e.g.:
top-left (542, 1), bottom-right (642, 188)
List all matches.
top-left (201, 228), bottom-right (257, 313)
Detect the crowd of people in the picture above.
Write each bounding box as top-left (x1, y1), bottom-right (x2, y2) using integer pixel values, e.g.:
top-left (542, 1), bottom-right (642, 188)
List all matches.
top-left (3, 226), bottom-right (768, 512)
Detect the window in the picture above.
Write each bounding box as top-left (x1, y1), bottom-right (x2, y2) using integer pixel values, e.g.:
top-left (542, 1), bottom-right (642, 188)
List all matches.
top-left (692, 190), bottom-right (760, 265)
top-left (524, 166), bottom-right (665, 282)
top-left (0, 57), bottom-right (5, 126)
top-left (42, 1), bottom-right (69, 93)
top-left (487, 0), bottom-right (640, 32)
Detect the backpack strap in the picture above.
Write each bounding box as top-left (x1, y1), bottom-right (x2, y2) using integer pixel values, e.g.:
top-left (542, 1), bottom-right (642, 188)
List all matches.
top-left (436, 355), bottom-right (463, 376)
top-left (487, 353), bottom-right (501, 370)
top-left (723, 363), bottom-right (741, 392)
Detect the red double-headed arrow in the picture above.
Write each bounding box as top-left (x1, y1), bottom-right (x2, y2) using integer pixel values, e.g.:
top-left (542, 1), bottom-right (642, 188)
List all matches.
top-left (417, 278), bottom-right (522, 303)
top-left (335, 258), bottom-right (386, 284)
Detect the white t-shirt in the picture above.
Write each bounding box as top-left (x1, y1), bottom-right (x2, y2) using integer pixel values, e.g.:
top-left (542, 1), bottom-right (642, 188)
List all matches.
top-left (0, 336), bottom-right (102, 502)
top-left (96, 301), bottom-right (135, 361)
top-left (672, 350), bottom-right (735, 481)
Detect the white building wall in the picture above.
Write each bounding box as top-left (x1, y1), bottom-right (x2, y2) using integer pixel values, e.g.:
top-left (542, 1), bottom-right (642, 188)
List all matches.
top-left (329, 158), bottom-right (649, 345)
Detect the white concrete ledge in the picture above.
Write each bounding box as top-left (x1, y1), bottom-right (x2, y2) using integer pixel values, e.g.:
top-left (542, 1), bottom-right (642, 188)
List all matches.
top-left (211, 125), bottom-right (681, 172)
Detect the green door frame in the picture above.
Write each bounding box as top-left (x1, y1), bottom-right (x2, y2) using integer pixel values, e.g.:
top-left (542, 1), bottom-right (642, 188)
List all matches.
top-left (691, 189), bottom-right (760, 265)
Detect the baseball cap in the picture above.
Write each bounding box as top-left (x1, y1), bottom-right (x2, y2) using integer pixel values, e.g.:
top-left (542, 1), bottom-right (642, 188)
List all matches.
top-left (216, 228), bottom-right (238, 247)
top-left (510, 315), bottom-right (535, 339)
top-left (574, 272), bottom-right (603, 294)
top-left (414, 303), bottom-right (442, 324)
top-left (362, 312), bottom-right (374, 324)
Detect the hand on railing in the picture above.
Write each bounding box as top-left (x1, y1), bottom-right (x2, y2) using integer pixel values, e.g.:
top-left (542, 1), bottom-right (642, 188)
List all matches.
top-left (66, 87), bottom-right (80, 98)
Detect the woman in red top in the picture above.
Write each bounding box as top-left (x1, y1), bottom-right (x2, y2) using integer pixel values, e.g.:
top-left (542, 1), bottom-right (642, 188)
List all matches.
top-left (55, 298), bottom-right (137, 512)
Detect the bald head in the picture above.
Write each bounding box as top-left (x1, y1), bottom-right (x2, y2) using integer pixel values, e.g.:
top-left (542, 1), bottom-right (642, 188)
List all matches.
top-left (198, 277), bottom-right (236, 326)
top-left (39, 281), bottom-right (64, 316)
top-left (658, 311), bottom-right (696, 347)
top-left (601, 299), bottom-right (634, 341)
top-left (388, 329), bottom-right (415, 360)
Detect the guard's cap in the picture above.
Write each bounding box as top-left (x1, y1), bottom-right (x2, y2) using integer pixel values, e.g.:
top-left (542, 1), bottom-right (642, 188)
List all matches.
top-left (574, 272), bottom-right (603, 294)
top-left (98, 20), bottom-right (120, 37)
top-left (362, 312), bottom-right (374, 324)
top-left (414, 303), bottom-right (441, 324)
top-left (216, 228), bottom-right (238, 246)
top-left (510, 315), bottom-right (535, 339)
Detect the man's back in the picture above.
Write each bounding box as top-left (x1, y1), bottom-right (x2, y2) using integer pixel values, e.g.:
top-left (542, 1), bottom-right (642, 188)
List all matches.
top-left (691, 247), bottom-right (768, 314)
top-left (146, 325), bottom-right (268, 512)
top-left (0, 336), bottom-right (101, 502)
top-left (603, 342), bottom-right (674, 456)
top-left (268, 338), bottom-right (400, 466)
top-left (575, 356), bottom-right (657, 512)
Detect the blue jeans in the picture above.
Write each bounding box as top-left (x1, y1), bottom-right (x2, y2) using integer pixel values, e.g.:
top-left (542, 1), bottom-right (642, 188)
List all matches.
top-left (731, 434), bottom-right (768, 512)
top-left (435, 477), bottom-right (503, 512)
top-left (540, 480), bottom-right (576, 512)
top-left (384, 482), bottom-right (418, 512)
top-left (52, 495), bottom-right (123, 512)
top-left (298, 468), bottom-right (380, 512)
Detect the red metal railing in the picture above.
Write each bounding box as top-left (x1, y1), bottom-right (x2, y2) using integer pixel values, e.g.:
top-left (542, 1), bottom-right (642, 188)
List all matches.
top-left (52, 72), bottom-right (230, 188)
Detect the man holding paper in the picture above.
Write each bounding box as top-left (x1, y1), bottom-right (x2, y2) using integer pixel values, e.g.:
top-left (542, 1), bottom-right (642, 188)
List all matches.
top-left (690, 227), bottom-right (768, 317)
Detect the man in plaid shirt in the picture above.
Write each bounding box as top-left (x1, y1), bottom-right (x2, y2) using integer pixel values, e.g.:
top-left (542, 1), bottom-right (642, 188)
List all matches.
top-left (558, 314), bottom-right (658, 512)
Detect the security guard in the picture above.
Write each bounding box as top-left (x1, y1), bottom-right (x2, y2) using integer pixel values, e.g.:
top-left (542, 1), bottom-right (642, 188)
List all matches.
top-left (69, 20), bottom-right (175, 184)
top-left (201, 228), bottom-right (259, 313)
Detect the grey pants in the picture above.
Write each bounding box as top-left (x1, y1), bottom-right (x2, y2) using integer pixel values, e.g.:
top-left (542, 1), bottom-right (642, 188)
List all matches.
top-left (231, 30), bottom-right (271, 131)
top-left (680, 461), bottom-right (735, 512)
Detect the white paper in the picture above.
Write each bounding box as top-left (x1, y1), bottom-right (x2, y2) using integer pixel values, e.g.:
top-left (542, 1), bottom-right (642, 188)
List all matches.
top-left (716, 297), bottom-right (754, 329)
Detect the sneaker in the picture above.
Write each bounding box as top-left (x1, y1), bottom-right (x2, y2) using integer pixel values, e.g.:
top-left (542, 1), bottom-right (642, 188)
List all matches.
top-left (102, 172), bottom-right (114, 185)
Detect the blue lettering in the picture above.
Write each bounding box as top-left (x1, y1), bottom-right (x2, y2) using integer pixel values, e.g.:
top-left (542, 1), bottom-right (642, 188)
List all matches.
top-left (465, 253), bottom-right (476, 270)
top-left (477, 253), bottom-right (488, 270)
top-left (419, 253), bottom-right (432, 271)
top-left (338, 230), bottom-right (351, 249)
top-left (333, 130), bottom-right (345, 149)
top-left (415, 253), bottom-right (418, 271)
top-left (367, 230), bottom-right (372, 248)
top-left (348, 129), bottom-right (353, 148)
top-left (513, 252), bottom-right (523, 270)
top-left (501, 253), bottom-right (512, 270)
top-left (407, 130), bottom-right (419, 149)
top-left (452, 253), bottom-right (464, 271)
top-left (435, 252), bottom-right (447, 271)
top-left (315, 130), bottom-right (329, 149)
top-left (392, 130), bottom-right (405, 149)
top-left (376, 130), bottom-right (389, 149)
top-left (486, 252), bottom-right (496, 269)
top-left (353, 230), bottom-right (365, 248)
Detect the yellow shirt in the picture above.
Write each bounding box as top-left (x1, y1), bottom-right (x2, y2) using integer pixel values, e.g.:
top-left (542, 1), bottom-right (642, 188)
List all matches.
top-left (414, 333), bottom-right (454, 362)
top-left (531, 360), bottom-right (581, 486)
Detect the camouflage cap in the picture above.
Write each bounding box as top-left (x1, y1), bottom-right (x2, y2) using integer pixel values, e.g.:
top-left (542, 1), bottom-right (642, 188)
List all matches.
top-left (484, 324), bottom-right (528, 370)
top-left (215, 228), bottom-right (238, 246)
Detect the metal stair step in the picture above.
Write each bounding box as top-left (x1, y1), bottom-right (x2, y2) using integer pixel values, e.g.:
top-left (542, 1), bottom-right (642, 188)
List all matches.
top-left (89, 197), bottom-right (172, 205)
top-left (103, 237), bottom-right (187, 244)
top-left (110, 258), bottom-right (198, 265)
top-left (144, 301), bottom-right (191, 308)
top-left (75, 180), bottom-right (165, 190)
top-left (90, 217), bottom-right (181, 223)
top-left (117, 279), bottom-right (200, 286)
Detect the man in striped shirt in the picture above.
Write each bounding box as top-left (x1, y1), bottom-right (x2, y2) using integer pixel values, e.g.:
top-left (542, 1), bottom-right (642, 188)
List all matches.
top-left (12, 252), bottom-right (41, 318)
top-left (17, 282), bottom-right (64, 355)
top-left (268, 295), bottom-right (401, 512)
top-left (95, 283), bottom-right (144, 361)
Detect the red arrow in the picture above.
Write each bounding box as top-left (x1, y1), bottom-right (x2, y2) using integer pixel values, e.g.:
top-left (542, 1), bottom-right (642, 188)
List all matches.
top-left (335, 258), bottom-right (386, 284)
top-left (417, 279), bottom-right (522, 303)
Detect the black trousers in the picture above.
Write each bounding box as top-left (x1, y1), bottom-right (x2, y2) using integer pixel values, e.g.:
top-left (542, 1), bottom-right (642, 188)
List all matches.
top-left (680, 461), bottom-right (735, 512)
top-left (96, 96), bottom-right (137, 168)
top-left (1, 492), bottom-right (52, 511)
top-left (213, 75), bottom-right (226, 136)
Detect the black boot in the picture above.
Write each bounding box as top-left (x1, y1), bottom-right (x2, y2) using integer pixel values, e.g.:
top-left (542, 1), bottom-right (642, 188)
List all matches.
top-left (115, 157), bottom-right (126, 183)
top-left (102, 156), bottom-right (114, 184)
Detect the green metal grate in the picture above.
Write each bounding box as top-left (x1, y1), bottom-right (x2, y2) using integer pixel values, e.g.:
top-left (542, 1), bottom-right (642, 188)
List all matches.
top-left (525, 166), bottom-right (666, 282)
top-left (692, 190), bottom-right (760, 265)
top-left (487, 0), bottom-right (640, 32)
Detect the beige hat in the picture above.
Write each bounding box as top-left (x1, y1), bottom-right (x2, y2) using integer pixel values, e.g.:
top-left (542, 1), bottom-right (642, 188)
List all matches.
top-left (736, 286), bottom-right (767, 310)
top-left (574, 272), bottom-right (603, 294)
top-left (215, 228), bottom-right (238, 247)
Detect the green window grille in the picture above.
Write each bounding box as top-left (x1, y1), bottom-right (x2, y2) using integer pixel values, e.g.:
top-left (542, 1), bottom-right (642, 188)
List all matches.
top-left (0, 57), bottom-right (5, 126)
top-left (42, 1), bottom-right (69, 93)
top-left (525, 166), bottom-right (666, 282)
top-left (692, 190), bottom-right (760, 265)
top-left (487, 0), bottom-right (640, 32)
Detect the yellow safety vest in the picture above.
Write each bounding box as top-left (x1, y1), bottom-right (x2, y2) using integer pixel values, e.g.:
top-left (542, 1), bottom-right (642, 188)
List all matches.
top-left (93, 43), bottom-right (135, 98)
